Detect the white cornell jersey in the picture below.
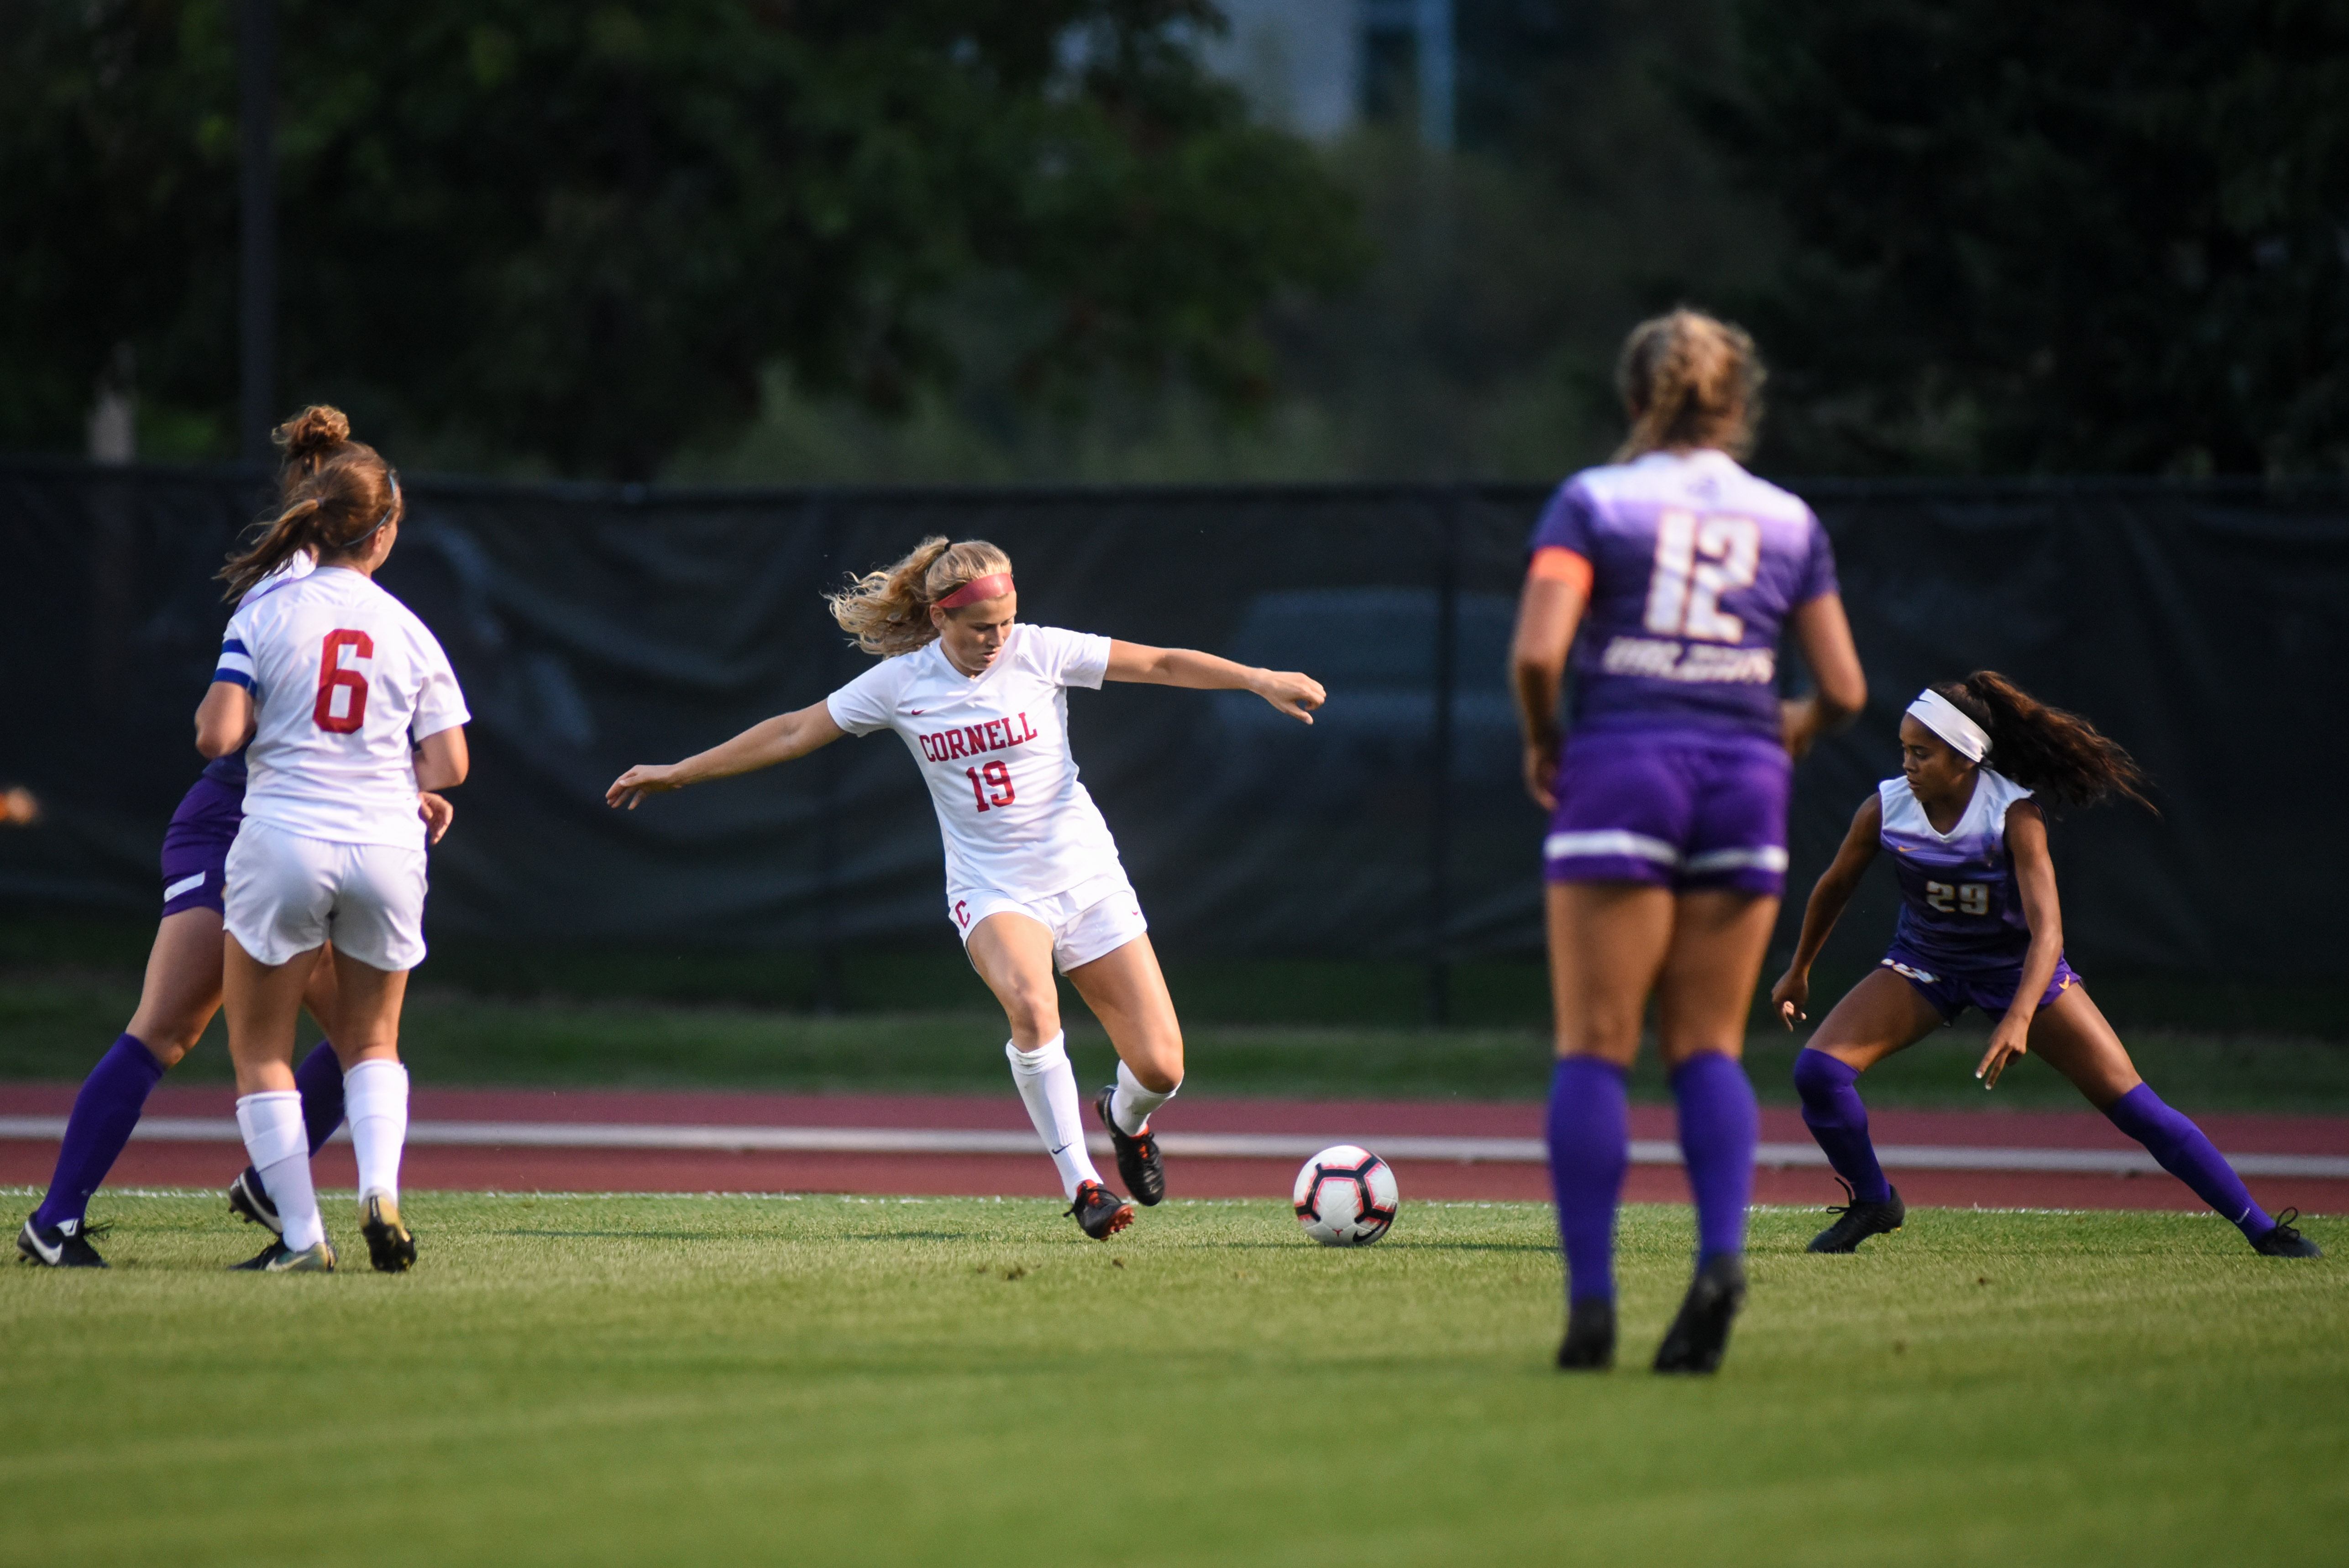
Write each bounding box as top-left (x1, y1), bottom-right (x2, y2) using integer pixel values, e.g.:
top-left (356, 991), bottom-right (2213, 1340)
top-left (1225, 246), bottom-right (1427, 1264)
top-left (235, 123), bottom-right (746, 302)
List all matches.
top-left (216, 567), bottom-right (470, 849)
top-left (826, 625), bottom-right (1124, 903)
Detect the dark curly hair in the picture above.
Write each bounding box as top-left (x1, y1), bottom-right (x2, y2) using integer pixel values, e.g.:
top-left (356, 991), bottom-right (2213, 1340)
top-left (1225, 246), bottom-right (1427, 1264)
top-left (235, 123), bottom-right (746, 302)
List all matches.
top-left (1931, 671), bottom-right (2153, 814)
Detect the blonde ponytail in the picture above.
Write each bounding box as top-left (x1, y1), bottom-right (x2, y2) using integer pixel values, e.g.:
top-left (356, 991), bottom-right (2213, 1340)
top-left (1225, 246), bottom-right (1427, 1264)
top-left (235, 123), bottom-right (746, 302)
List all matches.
top-left (828, 536), bottom-right (1016, 656)
top-left (1613, 308), bottom-right (1763, 462)
top-left (219, 404), bottom-right (403, 601)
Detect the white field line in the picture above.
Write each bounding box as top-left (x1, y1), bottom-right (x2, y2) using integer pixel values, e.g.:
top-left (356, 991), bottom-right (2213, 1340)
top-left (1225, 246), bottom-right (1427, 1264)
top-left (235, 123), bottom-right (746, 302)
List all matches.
top-left (2, 1115), bottom-right (2345, 1180)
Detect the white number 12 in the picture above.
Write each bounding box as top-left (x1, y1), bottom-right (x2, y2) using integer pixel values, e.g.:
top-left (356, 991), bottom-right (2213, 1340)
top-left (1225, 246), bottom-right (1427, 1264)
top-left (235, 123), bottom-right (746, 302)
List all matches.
top-left (1643, 510), bottom-right (1761, 644)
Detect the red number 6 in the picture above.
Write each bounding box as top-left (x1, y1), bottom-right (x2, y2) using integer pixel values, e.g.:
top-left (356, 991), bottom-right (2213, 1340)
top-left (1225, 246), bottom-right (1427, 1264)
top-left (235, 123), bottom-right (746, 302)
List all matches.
top-left (313, 629), bottom-right (373, 734)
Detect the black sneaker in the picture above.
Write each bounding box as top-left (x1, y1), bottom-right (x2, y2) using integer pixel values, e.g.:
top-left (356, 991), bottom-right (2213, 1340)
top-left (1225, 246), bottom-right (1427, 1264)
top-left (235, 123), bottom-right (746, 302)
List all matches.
top-left (1066, 1180), bottom-right (1134, 1241)
top-left (1556, 1297), bottom-right (1616, 1371)
top-left (2252, 1208), bottom-right (2323, 1259)
top-left (1653, 1253), bottom-right (1747, 1375)
top-left (359, 1192), bottom-right (416, 1273)
top-left (16, 1213), bottom-right (109, 1269)
top-left (1092, 1086), bottom-right (1166, 1205)
top-left (1807, 1179), bottom-right (1905, 1253)
top-left (228, 1167), bottom-right (282, 1235)
top-left (230, 1238), bottom-right (335, 1272)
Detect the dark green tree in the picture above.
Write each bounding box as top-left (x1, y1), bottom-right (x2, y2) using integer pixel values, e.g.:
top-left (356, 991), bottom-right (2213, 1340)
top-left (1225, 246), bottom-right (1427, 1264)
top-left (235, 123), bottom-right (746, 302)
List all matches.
top-left (0, 0), bottom-right (1358, 477)
top-left (1699, 0), bottom-right (2349, 474)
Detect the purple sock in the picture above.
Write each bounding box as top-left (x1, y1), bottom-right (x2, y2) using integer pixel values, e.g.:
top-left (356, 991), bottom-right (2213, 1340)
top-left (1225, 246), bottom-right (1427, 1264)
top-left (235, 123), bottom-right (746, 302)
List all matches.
top-left (1793, 1049), bottom-right (1892, 1204)
top-left (1672, 1051), bottom-right (1758, 1264)
top-left (1546, 1057), bottom-right (1628, 1305)
top-left (32, 1034), bottom-right (166, 1231)
top-left (296, 1041), bottom-right (347, 1154)
top-left (2104, 1084), bottom-right (2273, 1239)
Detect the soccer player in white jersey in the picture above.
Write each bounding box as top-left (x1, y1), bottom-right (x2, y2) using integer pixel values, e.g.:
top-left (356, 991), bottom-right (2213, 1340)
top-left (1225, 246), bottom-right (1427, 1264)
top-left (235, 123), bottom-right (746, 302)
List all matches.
top-left (608, 536), bottom-right (1325, 1239)
top-left (15, 410), bottom-right (455, 1269)
top-left (196, 406), bottom-right (471, 1273)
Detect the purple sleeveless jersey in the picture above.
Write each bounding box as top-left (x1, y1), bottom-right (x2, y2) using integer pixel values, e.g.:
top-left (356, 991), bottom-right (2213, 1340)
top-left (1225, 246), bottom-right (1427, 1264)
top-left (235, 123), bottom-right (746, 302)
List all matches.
top-left (1533, 451), bottom-right (1838, 895)
top-left (1527, 449), bottom-right (1838, 740)
top-left (1877, 769), bottom-right (2079, 1019)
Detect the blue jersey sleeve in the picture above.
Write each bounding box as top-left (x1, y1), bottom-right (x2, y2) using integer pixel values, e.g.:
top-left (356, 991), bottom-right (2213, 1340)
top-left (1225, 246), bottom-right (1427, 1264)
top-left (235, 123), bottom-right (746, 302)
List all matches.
top-left (1526, 479), bottom-right (1597, 560)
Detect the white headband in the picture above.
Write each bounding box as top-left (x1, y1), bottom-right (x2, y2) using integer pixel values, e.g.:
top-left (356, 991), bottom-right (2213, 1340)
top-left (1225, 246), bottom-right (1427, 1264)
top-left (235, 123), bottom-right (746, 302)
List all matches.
top-left (1906, 689), bottom-right (1990, 763)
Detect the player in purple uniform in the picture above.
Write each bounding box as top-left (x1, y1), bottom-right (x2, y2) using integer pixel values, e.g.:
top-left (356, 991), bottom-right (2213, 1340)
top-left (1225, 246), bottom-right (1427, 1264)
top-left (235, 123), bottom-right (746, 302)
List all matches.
top-left (1513, 309), bottom-right (1867, 1372)
top-left (15, 409), bottom-right (451, 1269)
top-left (1771, 673), bottom-right (2321, 1258)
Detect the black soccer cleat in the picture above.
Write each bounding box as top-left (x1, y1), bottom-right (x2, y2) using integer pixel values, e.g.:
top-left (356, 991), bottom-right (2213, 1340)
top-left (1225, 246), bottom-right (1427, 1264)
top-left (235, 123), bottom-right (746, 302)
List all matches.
top-left (1092, 1086), bottom-right (1166, 1206)
top-left (1066, 1180), bottom-right (1134, 1241)
top-left (1556, 1297), bottom-right (1616, 1371)
top-left (1653, 1253), bottom-right (1747, 1375)
top-left (230, 1237), bottom-right (336, 1273)
top-left (227, 1167), bottom-right (282, 1236)
top-left (17, 1213), bottom-right (109, 1269)
top-left (1807, 1179), bottom-right (1905, 1254)
top-left (2251, 1208), bottom-right (2323, 1259)
top-left (359, 1193), bottom-right (417, 1274)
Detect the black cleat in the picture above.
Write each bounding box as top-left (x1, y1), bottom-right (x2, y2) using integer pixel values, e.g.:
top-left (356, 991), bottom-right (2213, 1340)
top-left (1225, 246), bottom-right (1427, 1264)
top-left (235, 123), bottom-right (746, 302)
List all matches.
top-left (17, 1213), bottom-right (109, 1269)
top-left (1556, 1297), bottom-right (1616, 1370)
top-left (1092, 1086), bottom-right (1166, 1205)
top-left (1066, 1180), bottom-right (1134, 1241)
top-left (1807, 1179), bottom-right (1905, 1253)
top-left (230, 1238), bottom-right (335, 1272)
top-left (359, 1193), bottom-right (416, 1273)
top-left (2252, 1208), bottom-right (2323, 1259)
top-left (1653, 1253), bottom-right (1747, 1375)
top-left (227, 1167), bottom-right (282, 1236)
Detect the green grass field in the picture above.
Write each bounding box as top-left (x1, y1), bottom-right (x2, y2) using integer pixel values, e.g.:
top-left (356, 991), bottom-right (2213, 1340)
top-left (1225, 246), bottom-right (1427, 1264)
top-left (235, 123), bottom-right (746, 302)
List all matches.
top-left (10, 970), bottom-right (2349, 1111)
top-left (5, 1190), bottom-right (2342, 1567)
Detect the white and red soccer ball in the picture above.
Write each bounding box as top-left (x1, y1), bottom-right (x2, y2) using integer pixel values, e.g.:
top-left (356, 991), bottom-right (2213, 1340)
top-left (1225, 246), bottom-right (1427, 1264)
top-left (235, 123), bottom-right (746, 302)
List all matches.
top-left (1292, 1145), bottom-right (1399, 1247)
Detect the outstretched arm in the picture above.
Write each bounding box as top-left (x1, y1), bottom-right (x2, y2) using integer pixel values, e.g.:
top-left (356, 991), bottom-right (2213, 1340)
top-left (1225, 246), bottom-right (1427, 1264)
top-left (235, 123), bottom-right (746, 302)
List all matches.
top-left (1977, 802), bottom-right (2063, 1089)
top-left (605, 701), bottom-right (846, 810)
top-left (1769, 793), bottom-right (1884, 1027)
top-left (1105, 641), bottom-right (1324, 724)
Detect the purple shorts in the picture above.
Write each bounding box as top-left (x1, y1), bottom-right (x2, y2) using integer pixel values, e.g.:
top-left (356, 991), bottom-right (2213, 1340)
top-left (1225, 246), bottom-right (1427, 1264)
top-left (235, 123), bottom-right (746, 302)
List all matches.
top-left (1881, 944), bottom-right (2082, 1023)
top-left (1542, 728), bottom-right (1792, 896)
top-left (159, 775), bottom-right (244, 918)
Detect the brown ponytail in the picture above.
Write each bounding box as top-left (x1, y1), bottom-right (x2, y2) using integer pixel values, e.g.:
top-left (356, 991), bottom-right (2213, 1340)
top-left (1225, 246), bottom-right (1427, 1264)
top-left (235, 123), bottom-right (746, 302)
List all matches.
top-left (1613, 308), bottom-right (1763, 462)
top-left (1932, 672), bottom-right (2153, 814)
top-left (828, 536), bottom-right (1015, 657)
top-left (219, 405), bottom-right (404, 601)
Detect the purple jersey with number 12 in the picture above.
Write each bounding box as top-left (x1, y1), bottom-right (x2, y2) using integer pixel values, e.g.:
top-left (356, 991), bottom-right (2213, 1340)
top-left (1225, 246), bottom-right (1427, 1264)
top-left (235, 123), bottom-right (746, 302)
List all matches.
top-left (1527, 449), bottom-right (1838, 739)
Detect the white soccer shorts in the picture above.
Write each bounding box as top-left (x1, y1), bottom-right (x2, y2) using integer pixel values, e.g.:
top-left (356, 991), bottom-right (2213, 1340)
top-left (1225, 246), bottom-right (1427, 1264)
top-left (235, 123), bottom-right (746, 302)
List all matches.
top-left (949, 868), bottom-right (1148, 973)
top-left (223, 819), bottom-right (429, 972)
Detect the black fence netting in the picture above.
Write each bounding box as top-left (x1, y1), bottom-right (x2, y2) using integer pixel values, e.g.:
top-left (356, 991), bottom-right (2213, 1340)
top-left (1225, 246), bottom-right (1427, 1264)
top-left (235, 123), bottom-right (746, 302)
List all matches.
top-left (4, 462), bottom-right (2344, 981)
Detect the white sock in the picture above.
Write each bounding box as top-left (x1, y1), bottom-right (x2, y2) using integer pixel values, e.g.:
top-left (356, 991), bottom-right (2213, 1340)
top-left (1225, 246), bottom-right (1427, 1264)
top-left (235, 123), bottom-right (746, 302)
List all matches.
top-left (1005, 1034), bottom-right (1101, 1200)
top-left (343, 1059), bottom-right (409, 1205)
top-left (236, 1091), bottom-right (323, 1252)
top-left (1110, 1059), bottom-right (1178, 1137)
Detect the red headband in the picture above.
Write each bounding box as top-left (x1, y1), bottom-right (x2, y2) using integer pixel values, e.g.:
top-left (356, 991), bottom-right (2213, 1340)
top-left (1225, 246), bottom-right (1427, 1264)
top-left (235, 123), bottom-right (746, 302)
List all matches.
top-left (935, 572), bottom-right (1014, 609)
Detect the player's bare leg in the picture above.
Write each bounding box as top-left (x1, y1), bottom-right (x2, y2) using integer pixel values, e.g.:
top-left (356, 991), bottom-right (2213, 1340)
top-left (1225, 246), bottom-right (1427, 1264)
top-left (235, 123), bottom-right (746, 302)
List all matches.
top-left (968, 914), bottom-right (1127, 1238)
top-left (2030, 987), bottom-right (2315, 1255)
top-left (1792, 968), bottom-right (1941, 1255)
top-left (229, 945), bottom-right (351, 1238)
top-left (1065, 933), bottom-right (1180, 1204)
top-left (324, 949), bottom-right (416, 1272)
top-left (223, 938), bottom-right (338, 1270)
top-left (126, 907), bottom-right (231, 1068)
top-left (1544, 882), bottom-right (1671, 1368)
top-left (1649, 889), bottom-right (1776, 1374)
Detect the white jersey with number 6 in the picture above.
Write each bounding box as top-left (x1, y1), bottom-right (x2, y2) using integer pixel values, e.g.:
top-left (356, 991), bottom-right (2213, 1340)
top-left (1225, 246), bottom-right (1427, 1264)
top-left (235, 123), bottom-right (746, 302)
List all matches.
top-left (216, 566), bottom-right (469, 850)
top-left (825, 624), bottom-right (1124, 906)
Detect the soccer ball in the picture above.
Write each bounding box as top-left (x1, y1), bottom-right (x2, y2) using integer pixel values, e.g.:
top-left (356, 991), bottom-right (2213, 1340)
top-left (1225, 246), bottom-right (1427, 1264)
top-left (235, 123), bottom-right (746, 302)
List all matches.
top-left (1292, 1145), bottom-right (1399, 1247)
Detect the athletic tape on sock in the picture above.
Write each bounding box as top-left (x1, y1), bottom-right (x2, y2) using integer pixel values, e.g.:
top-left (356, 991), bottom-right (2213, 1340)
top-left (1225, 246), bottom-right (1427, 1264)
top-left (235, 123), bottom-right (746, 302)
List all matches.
top-left (234, 1092), bottom-right (307, 1169)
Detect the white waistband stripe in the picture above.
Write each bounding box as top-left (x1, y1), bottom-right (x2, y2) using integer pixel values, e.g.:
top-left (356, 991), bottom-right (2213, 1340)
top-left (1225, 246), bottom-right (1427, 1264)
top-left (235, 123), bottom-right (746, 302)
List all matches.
top-left (1683, 846), bottom-right (1790, 873)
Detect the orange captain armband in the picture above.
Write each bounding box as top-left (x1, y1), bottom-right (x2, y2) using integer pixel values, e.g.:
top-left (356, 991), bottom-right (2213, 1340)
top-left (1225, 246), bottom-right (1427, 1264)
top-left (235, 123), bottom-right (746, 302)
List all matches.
top-left (1527, 546), bottom-right (1593, 597)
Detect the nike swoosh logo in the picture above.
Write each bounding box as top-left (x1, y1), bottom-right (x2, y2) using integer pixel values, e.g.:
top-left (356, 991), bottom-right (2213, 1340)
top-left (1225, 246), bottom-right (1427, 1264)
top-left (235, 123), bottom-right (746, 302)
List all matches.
top-left (20, 1226), bottom-right (61, 1264)
top-left (910, 710), bottom-right (925, 715)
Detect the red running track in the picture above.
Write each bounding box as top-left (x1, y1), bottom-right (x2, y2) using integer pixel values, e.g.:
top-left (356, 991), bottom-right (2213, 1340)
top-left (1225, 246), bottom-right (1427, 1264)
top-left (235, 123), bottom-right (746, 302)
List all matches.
top-left (3, 1083), bottom-right (2344, 1212)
